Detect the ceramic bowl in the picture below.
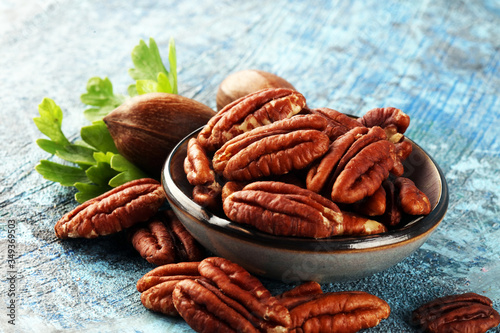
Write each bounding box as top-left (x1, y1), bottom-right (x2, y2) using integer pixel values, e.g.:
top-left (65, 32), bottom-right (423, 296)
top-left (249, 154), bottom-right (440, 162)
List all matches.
top-left (162, 128), bottom-right (448, 283)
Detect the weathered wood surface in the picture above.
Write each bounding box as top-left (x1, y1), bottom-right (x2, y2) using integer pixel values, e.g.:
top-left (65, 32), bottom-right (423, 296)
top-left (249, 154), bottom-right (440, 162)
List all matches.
top-left (1, 0), bottom-right (499, 332)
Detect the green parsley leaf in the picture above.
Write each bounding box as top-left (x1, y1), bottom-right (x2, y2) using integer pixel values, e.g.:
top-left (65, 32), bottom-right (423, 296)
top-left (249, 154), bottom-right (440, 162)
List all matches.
top-left (80, 120), bottom-right (119, 154)
top-left (35, 160), bottom-right (89, 186)
top-left (81, 77), bottom-right (127, 121)
top-left (36, 138), bottom-right (66, 156)
top-left (129, 38), bottom-right (167, 81)
top-left (33, 98), bottom-right (71, 146)
top-left (34, 36), bottom-right (177, 203)
top-left (54, 144), bottom-right (97, 166)
top-left (128, 37), bottom-right (177, 95)
top-left (109, 154), bottom-right (148, 187)
top-left (74, 182), bottom-right (110, 203)
top-left (167, 38), bottom-right (178, 94)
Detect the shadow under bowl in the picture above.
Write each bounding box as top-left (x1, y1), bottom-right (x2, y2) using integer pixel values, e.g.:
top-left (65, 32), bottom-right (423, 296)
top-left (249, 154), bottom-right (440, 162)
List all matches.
top-left (162, 128), bottom-right (448, 283)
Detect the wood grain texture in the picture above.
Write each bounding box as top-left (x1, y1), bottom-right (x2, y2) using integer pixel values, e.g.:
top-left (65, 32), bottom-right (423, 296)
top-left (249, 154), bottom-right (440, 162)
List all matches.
top-left (1, 0), bottom-right (499, 332)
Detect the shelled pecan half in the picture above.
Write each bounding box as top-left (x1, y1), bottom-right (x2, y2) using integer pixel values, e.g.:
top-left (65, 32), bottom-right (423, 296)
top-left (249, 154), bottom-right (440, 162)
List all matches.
top-left (306, 126), bottom-right (396, 204)
top-left (136, 261), bottom-right (201, 316)
top-left (351, 184), bottom-right (387, 217)
top-left (276, 281), bottom-right (324, 310)
top-left (184, 137), bottom-right (216, 186)
top-left (192, 182), bottom-right (222, 212)
top-left (129, 210), bottom-right (205, 266)
top-left (412, 292), bottom-right (500, 333)
top-left (198, 257), bottom-right (292, 329)
top-left (223, 181), bottom-right (343, 238)
top-left (340, 211), bottom-right (387, 236)
top-left (308, 107), bottom-right (364, 141)
top-left (213, 114), bottom-right (329, 181)
top-left (288, 291), bottom-right (391, 333)
top-left (395, 177), bottom-right (431, 215)
top-left (129, 212), bottom-right (176, 265)
top-left (55, 178), bottom-right (165, 239)
top-left (173, 278), bottom-right (261, 333)
top-left (198, 88), bottom-right (306, 152)
top-left (357, 107), bottom-right (410, 137)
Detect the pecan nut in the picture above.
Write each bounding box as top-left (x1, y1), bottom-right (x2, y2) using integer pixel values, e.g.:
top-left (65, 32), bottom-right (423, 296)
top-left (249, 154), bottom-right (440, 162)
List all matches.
top-left (130, 210), bottom-right (205, 265)
top-left (340, 211), bottom-right (387, 236)
top-left (380, 179), bottom-right (403, 227)
top-left (212, 114), bottom-right (329, 181)
top-left (331, 139), bottom-right (395, 204)
top-left (306, 125), bottom-right (396, 204)
top-left (351, 184), bottom-right (387, 217)
top-left (412, 292), bottom-right (500, 333)
top-left (129, 212), bottom-right (176, 265)
top-left (198, 257), bottom-right (291, 329)
top-left (357, 107), bottom-right (410, 135)
top-left (276, 281), bottom-right (324, 310)
top-left (137, 261), bottom-right (201, 316)
top-left (394, 177), bottom-right (432, 215)
top-left (173, 278), bottom-right (261, 332)
top-left (192, 182), bottom-right (223, 212)
top-left (198, 88), bottom-right (306, 151)
top-left (223, 181), bottom-right (343, 238)
top-left (137, 261), bottom-right (201, 292)
top-left (288, 291), bottom-right (391, 333)
top-left (55, 178), bottom-right (165, 239)
top-left (306, 127), bottom-right (369, 193)
top-left (308, 107), bottom-right (364, 140)
top-left (184, 137), bottom-right (216, 186)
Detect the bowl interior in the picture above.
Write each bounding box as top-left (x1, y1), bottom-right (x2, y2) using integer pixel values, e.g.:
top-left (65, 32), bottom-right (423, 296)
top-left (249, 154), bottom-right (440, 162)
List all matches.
top-left (163, 127), bottom-right (449, 252)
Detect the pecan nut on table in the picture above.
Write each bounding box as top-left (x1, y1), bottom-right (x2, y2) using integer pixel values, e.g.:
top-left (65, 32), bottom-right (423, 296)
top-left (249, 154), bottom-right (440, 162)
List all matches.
top-left (54, 178), bottom-right (205, 266)
top-left (412, 292), bottom-right (500, 333)
top-left (137, 257), bottom-right (391, 333)
top-left (184, 88), bottom-right (432, 238)
top-left (128, 209), bottom-right (206, 266)
top-left (54, 178), bottom-right (166, 238)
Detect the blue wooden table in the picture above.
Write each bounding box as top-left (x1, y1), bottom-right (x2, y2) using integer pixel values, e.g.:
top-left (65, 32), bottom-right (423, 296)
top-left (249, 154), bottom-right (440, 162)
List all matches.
top-left (1, 1), bottom-right (499, 332)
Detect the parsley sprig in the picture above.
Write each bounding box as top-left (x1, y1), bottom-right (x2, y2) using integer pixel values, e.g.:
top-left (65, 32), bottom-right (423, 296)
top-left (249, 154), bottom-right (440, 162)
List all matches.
top-left (34, 37), bottom-right (177, 203)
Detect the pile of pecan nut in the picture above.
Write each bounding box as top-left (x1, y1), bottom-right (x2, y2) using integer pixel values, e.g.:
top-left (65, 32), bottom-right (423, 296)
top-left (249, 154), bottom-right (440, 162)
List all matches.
top-left (137, 257), bottom-right (391, 332)
top-left (135, 257), bottom-right (500, 333)
top-left (184, 88), bottom-right (431, 238)
top-left (50, 87), bottom-right (500, 332)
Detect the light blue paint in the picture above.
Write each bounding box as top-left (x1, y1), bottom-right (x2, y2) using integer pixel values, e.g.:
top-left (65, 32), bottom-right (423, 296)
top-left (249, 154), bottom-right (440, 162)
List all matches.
top-left (1, 0), bottom-right (499, 332)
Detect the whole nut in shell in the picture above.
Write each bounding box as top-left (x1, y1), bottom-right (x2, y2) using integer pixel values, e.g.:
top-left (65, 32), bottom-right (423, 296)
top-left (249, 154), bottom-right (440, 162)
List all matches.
top-left (216, 69), bottom-right (296, 111)
top-left (104, 92), bottom-right (216, 176)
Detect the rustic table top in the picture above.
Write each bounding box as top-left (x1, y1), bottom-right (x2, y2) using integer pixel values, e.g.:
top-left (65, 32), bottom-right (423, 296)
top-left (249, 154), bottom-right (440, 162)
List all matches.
top-left (1, 1), bottom-right (499, 332)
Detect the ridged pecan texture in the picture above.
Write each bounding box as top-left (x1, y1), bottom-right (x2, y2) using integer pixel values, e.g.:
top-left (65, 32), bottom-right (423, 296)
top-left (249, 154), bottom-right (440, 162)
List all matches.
top-left (172, 257), bottom-right (291, 332)
top-left (198, 88), bottom-right (306, 152)
top-left (307, 126), bottom-right (396, 204)
top-left (129, 210), bottom-right (205, 266)
top-left (288, 291), bottom-right (391, 333)
top-left (55, 178), bottom-right (165, 239)
top-left (137, 261), bottom-right (201, 316)
top-left (412, 292), bottom-right (500, 333)
top-left (223, 181), bottom-right (343, 238)
top-left (213, 114), bottom-right (329, 181)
